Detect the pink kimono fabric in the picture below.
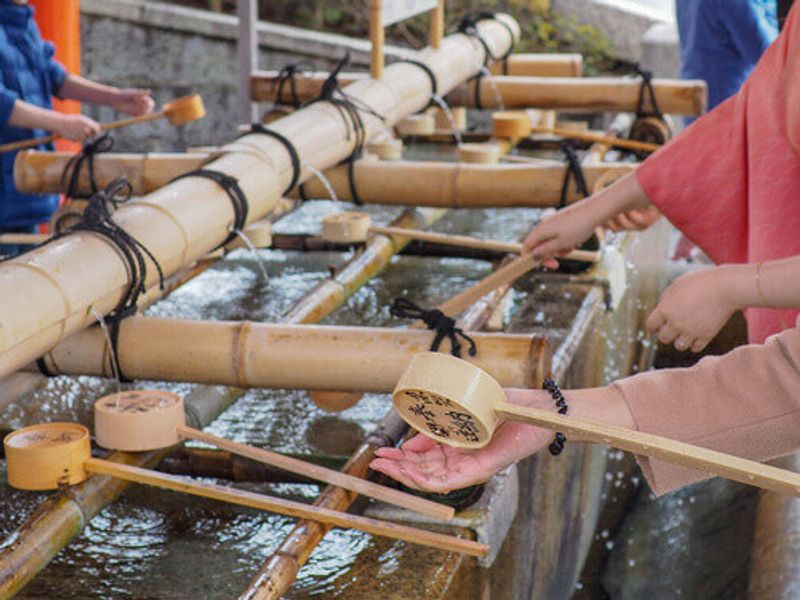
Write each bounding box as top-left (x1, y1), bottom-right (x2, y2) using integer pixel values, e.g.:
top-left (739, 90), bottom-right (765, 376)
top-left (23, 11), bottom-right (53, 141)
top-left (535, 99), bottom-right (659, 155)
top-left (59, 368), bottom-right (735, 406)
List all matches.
top-left (636, 2), bottom-right (800, 343)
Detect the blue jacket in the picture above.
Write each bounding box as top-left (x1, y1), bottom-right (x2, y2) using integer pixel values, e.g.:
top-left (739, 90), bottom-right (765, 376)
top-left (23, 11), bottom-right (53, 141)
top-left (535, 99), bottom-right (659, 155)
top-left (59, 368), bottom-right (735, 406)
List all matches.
top-left (0, 1), bottom-right (66, 230)
top-left (677, 0), bottom-right (778, 115)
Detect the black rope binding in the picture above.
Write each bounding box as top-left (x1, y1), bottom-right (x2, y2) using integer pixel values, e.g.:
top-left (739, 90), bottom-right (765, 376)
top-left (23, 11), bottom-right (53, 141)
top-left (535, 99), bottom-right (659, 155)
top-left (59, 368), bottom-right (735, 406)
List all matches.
top-left (171, 169), bottom-right (249, 247)
top-left (304, 52), bottom-right (385, 205)
top-left (389, 298), bottom-right (477, 358)
top-left (240, 123), bottom-right (301, 196)
top-left (633, 65), bottom-right (666, 123)
top-left (60, 132), bottom-right (115, 199)
top-left (559, 141), bottom-right (590, 208)
top-left (393, 59), bottom-right (439, 109)
top-left (543, 377), bottom-right (568, 456)
top-left (269, 62), bottom-right (315, 108)
top-left (46, 177), bottom-right (165, 382)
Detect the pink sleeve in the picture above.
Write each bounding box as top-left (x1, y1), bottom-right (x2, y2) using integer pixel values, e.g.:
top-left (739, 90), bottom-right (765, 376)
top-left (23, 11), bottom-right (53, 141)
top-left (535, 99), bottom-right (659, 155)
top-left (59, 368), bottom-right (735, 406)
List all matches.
top-left (612, 326), bottom-right (800, 495)
top-left (634, 97), bottom-right (749, 265)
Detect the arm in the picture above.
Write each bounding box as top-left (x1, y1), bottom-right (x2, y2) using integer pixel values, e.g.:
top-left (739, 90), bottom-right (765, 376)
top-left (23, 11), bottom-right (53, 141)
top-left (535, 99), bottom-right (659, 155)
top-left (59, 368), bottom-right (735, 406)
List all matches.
top-left (785, 4), bottom-right (800, 154)
top-left (522, 172), bottom-right (653, 258)
top-left (371, 326), bottom-right (800, 496)
top-left (58, 75), bottom-right (154, 117)
top-left (646, 254), bottom-right (800, 352)
top-left (6, 99), bottom-right (100, 142)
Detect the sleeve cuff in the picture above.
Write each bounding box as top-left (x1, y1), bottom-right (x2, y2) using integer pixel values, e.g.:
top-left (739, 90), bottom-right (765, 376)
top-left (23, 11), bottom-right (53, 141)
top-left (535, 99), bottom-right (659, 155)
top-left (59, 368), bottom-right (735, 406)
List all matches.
top-left (0, 88), bottom-right (20, 129)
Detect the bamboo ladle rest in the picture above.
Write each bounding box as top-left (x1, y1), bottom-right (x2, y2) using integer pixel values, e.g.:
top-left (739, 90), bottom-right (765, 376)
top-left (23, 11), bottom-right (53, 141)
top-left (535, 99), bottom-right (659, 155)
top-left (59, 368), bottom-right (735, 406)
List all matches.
top-left (321, 212), bottom-right (600, 262)
top-left (92, 390), bottom-right (453, 520)
top-left (3, 421), bottom-right (485, 556)
top-left (0, 94), bottom-right (206, 154)
top-left (491, 110), bottom-right (662, 154)
top-left (392, 353), bottom-right (800, 497)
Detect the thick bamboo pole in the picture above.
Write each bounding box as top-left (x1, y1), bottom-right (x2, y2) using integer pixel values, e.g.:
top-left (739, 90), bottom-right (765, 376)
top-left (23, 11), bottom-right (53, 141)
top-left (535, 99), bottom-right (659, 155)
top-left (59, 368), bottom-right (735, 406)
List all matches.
top-left (0, 386), bottom-right (242, 598)
top-left (294, 159), bottom-right (635, 207)
top-left (243, 264), bottom-right (548, 599)
top-left (17, 151), bottom-right (634, 207)
top-left (34, 320), bottom-right (541, 390)
top-left (14, 150), bottom-right (208, 196)
top-left (0, 16), bottom-right (518, 381)
top-left (252, 71), bottom-right (707, 116)
top-left (488, 53), bottom-right (583, 77)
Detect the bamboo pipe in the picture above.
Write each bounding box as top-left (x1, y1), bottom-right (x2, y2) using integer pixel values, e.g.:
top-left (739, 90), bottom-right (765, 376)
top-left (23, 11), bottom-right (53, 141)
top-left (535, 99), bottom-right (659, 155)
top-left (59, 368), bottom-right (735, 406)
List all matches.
top-left (0, 385), bottom-right (242, 599)
top-left (0, 94), bottom-right (206, 154)
top-left (34, 320), bottom-right (541, 390)
top-left (14, 150), bottom-right (208, 196)
top-left (293, 159), bottom-right (636, 207)
top-left (0, 16), bottom-right (519, 381)
top-left (16, 151), bottom-right (634, 207)
top-left (243, 260), bottom-right (542, 599)
top-left (488, 53), bottom-right (583, 77)
top-left (84, 459), bottom-right (485, 556)
top-left (251, 71), bottom-right (707, 116)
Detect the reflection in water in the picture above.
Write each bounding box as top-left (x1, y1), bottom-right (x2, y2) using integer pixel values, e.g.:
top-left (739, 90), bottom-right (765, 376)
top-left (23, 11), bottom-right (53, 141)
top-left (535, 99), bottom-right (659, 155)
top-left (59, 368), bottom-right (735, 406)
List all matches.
top-left (1, 192), bottom-right (548, 597)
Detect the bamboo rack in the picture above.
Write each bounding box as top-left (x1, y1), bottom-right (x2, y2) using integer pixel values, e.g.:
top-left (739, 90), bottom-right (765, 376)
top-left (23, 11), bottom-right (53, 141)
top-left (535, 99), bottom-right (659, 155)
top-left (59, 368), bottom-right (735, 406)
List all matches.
top-left (34, 320), bottom-right (542, 390)
top-left (251, 71), bottom-right (707, 116)
top-left (0, 16), bottom-right (519, 381)
top-left (16, 151), bottom-right (635, 207)
top-left (488, 53), bottom-right (583, 77)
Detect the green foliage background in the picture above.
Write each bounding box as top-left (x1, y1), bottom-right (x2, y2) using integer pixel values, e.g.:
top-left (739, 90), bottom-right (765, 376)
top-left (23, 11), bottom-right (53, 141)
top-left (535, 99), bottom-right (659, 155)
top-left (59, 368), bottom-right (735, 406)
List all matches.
top-left (172, 1), bottom-right (618, 74)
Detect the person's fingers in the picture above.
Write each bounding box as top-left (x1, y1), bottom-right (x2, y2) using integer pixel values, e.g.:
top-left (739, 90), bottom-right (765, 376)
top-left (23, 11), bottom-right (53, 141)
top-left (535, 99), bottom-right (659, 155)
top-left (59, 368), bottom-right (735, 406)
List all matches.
top-left (605, 217), bottom-right (623, 232)
top-left (373, 446), bottom-right (406, 460)
top-left (401, 433), bottom-right (439, 452)
top-left (674, 336), bottom-right (692, 352)
top-left (400, 463), bottom-right (452, 493)
top-left (368, 459), bottom-right (422, 490)
top-left (530, 238), bottom-right (568, 260)
top-left (691, 338), bottom-right (709, 353)
top-left (522, 229), bottom-right (556, 254)
top-left (627, 209), bottom-right (660, 230)
top-left (614, 212), bottom-right (638, 231)
top-left (645, 307), bottom-right (667, 332)
top-left (541, 257), bottom-right (560, 270)
top-left (657, 322), bottom-right (679, 345)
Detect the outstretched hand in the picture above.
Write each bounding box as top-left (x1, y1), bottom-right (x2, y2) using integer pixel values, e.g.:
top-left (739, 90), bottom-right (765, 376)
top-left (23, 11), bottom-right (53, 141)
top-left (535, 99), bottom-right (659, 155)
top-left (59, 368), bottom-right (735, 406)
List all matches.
top-left (370, 390), bottom-right (555, 493)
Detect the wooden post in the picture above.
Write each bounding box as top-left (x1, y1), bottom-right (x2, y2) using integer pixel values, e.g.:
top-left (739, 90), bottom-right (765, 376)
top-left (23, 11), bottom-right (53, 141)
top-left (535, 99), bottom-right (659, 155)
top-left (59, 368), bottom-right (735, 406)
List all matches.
top-left (430, 0), bottom-right (445, 49)
top-left (370, 0), bottom-right (384, 79)
top-left (237, 0), bottom-right (258, 123)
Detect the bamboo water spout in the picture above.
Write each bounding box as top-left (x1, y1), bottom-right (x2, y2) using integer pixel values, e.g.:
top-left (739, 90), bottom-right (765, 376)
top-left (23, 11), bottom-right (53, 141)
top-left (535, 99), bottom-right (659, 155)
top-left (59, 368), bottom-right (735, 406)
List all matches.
top-left (252, 71), bottom-right (707, 115)
top-left (0, 15), bottom-right (519, 380)
top-left (33, 320), bottom-right (543, 390)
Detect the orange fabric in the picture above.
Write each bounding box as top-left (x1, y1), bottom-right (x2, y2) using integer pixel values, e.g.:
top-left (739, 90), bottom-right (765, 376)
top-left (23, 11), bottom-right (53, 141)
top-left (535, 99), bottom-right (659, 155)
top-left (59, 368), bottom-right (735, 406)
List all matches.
top-left (30, 0), bottom-right (80, 151)
top-left (636, 2), bottom-right (800, 344)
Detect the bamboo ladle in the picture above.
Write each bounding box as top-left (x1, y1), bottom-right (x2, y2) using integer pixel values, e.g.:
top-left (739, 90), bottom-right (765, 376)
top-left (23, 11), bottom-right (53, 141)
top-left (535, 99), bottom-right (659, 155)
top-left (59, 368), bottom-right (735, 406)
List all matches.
top-left (0, 94), bottom-right (206, 154)
top-left (492, 110), bottom-right (662, 154)
top-left (3, 421), bottom-right (485, 556)
top-left (321, 212), bottom-right (601, 261)
top-left (92, 390), bottom-right (453, 520)
top-left (392, 353), bottom-right (800, 497)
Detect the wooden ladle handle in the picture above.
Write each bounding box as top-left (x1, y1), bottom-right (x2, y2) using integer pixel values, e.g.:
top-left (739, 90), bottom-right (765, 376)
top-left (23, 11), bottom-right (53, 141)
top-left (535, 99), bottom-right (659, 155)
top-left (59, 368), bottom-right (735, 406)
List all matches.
top-left (175, 424), bottom-right (454, 521)
top-left (84, 457), bottom-right (485, 557)
top-left (495, 403), bottom-right (800, 497)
